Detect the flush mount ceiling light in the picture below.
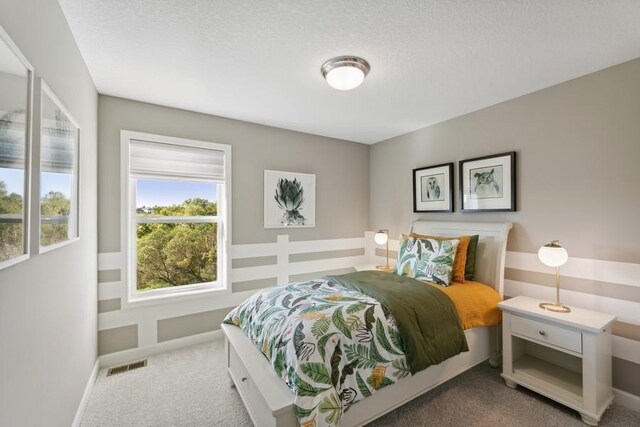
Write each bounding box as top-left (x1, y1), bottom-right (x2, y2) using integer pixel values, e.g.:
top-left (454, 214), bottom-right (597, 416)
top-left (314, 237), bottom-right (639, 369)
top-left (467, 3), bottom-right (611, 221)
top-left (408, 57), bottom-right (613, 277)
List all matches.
top-left (321, 56), bottom-right (370, 91)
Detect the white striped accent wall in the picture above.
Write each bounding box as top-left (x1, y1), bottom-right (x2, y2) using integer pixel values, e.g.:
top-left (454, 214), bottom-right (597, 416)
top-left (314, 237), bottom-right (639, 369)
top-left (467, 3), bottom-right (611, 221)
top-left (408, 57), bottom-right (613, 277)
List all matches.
top-left (97, 233), bottom-right (375, 364)
top-left (98, 233), bottom-right (640, 403)
top-left (371, 240), bottom-right (640, 393)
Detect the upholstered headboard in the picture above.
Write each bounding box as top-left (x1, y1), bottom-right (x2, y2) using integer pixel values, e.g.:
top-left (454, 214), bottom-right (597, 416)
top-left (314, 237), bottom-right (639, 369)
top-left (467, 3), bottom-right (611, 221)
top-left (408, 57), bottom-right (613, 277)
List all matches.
top-left (409, 221), bottom-right (513, 296)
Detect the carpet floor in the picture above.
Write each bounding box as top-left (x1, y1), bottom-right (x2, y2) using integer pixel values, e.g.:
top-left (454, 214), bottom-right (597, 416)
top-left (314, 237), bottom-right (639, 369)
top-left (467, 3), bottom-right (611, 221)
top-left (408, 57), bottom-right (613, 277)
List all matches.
top-left (82, 340), bottom-right (639, 426)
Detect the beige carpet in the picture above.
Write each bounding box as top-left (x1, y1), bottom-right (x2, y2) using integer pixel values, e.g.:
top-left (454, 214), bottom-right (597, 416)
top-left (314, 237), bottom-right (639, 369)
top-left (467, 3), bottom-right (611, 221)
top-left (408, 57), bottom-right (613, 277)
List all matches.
top-left (82, 340), bottom-right (639, 426)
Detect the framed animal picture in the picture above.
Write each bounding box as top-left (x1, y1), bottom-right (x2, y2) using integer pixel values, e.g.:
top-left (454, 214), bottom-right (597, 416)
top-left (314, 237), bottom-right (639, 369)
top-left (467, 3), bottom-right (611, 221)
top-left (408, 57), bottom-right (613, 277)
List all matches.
top-left (459, 151), bottom-right (516, 212)
top-left (413, 162), bottom-right (454, 213)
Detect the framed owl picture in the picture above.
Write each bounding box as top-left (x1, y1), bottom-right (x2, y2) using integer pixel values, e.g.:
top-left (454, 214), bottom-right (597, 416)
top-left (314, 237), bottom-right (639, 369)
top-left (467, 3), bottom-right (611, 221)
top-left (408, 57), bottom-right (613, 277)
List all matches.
top-left (413, 162), bottom-right (454, 212)
top-left (459, 151), bottom-right (516, 212)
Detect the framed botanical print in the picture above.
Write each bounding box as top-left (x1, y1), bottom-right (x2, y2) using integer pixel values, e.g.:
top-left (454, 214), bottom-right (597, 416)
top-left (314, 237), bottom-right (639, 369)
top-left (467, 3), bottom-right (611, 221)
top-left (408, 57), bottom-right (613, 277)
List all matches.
top-left (264, 170), bottom-right (316, 228)
top-left (413, 162), bottom-right (454, 212)
top-left (459, 151), bottom-right (516, 212)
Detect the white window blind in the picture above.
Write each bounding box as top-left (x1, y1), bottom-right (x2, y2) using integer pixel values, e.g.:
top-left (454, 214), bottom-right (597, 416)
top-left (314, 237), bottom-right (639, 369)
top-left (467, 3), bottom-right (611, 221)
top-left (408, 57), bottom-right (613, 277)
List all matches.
top-left (129, 139), bottom-right (225, 182)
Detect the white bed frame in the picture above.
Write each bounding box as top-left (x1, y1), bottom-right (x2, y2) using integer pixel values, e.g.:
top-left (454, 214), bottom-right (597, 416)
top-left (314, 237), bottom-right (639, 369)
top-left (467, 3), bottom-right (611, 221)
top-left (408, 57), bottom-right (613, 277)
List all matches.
top-left (222, 220), bottom-right (513, 427)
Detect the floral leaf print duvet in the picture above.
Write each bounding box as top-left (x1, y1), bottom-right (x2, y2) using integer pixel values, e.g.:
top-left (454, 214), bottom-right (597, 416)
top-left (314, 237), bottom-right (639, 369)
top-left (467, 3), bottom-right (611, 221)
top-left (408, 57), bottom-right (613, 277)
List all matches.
top-left (223, 271), bottom-right (467, 426)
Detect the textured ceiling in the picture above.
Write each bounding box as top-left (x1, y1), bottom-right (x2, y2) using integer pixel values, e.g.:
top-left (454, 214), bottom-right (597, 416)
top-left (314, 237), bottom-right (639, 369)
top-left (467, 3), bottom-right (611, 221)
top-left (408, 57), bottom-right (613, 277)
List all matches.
top-left (58, 1), bottom-right (640, 144)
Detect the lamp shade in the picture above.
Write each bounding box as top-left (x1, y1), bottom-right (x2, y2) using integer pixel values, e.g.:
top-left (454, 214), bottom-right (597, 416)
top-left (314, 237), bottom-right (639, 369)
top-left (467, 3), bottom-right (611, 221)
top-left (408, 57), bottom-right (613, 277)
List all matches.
top-left (374, 231), bottom-right (388, 245)
top-left (325, 66), bottom-right (365, 91)
top-left (321, 56), bottom-right (370, 91)
top-left (538, 241), bottom-right (568, 267)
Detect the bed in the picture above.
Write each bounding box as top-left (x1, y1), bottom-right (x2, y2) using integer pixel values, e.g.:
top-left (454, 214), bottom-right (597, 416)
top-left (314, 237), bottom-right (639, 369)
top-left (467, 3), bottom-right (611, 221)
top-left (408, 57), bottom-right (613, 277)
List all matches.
top-left (221, 220), bottom-right (512, 426)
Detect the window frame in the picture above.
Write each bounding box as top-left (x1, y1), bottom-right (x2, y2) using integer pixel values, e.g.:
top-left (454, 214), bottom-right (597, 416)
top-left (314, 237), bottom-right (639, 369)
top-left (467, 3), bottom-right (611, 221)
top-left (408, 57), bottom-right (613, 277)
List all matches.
top-left (120, 130), bottom-right (232, 307)
top-left (37, 79), bottom-right (80, 254)
top-left (0, 24), bottom-right (34, 271)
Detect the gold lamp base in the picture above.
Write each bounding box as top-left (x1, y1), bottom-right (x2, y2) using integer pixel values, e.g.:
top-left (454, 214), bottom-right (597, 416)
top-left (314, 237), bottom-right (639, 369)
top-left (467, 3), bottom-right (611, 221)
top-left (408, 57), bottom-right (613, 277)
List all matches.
top-left (539, 302), bottom-right (571, 313)
top-left (376, 265), bottom-right (393, 273)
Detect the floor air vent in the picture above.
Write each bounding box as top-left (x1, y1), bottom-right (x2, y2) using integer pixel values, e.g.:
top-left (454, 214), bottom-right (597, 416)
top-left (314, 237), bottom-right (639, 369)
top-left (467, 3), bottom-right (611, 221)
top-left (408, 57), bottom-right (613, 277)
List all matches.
top-left (107, 359), bottom-right (148, 377)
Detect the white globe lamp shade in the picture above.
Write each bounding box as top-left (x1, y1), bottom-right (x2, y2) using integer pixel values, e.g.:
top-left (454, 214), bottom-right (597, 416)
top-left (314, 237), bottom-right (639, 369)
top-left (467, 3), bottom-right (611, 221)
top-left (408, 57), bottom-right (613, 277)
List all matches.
top-left (374, 231), bottom-right (388, 245)
top-left (538, 241), bottom-right (568, 267)
top-left (325, 66), bottom-right (365, 91)
top-left (321, 56), bottom-right (370, 91)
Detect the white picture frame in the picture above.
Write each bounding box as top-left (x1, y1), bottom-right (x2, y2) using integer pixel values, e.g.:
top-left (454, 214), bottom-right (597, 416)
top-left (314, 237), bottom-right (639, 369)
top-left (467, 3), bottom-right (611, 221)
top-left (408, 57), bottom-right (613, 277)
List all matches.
top-left (264, 170), bottom-right (315, 228)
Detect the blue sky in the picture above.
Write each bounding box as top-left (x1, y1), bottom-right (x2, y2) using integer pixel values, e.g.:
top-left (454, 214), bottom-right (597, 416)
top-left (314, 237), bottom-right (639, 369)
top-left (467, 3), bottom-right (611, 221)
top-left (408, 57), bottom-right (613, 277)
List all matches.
top-left (137, 179), bottom-right (217, 207)
top-left (1, 168), bottom-right (71, 197)
top-left (1, 169), bottom-right (217, 207)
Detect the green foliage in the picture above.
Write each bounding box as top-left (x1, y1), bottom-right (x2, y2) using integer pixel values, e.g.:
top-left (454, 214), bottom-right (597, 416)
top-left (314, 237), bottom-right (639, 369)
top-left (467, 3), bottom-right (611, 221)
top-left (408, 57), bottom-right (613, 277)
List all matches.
top-left (331, 308), bottom-right (352, 339)
top-left (135, 198), bottom-right (218, 290)
top-left (293, 404), bottom-right (316, 419)
top-left (40, 191), bottom-right (71, 246)
top-left (366, 374), bottom-right (393, 390)
top-left (318, 392), bottom-right (342, 425)
top-left (300, 363), bottom-right (331, 385)
top-left (375, 318), bottom-right (403, 356)
top-left (344, 343), bottom-right (379, 369)
top-left (391, 358), bottom-right (410, 379)
top-left (274, 178), bottom-right (304, 212)
top-left (292, 372), bottom-right (329, 397)
top-left (0, 180), bottom-right (22, 214)
top-left (355, 371), bottom-right (372, 397)
top-left (272, 350), bottom-right (286, 377)
top-left (329, 343), bottom-right (342, 388)
top-left (346, 302), bottom-right (367, 314)
top-left (311, 316), bottom-right (331, 338)
top-left (0, 180), bottom-right (25, 260)
top-left (317, 332), bottom-right (337, 360)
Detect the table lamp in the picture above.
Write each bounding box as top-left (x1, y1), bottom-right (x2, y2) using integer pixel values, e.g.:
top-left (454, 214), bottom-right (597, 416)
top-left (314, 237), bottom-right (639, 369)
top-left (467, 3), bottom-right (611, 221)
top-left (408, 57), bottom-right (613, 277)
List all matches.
top-left (538, 240), bottom-right (570, 313)
top-left (374, 230), bottom-right (393, 272)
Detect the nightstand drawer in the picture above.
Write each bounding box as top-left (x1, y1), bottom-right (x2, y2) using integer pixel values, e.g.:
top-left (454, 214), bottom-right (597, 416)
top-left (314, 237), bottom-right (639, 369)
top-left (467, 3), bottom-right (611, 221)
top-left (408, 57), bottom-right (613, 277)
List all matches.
top-left (511, 315), bottom-right (582, 354)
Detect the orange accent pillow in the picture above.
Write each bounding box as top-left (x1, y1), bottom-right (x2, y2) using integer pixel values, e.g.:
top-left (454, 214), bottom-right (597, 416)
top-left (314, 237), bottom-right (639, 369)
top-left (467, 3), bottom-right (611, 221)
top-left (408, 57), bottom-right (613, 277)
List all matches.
top-left (411, 233), bottom-right (470, 283)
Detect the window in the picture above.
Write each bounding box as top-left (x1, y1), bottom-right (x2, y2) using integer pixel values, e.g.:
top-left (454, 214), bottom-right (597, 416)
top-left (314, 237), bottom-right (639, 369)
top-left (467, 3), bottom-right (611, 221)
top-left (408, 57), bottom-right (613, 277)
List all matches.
top-left (121, 131), bottom-right (230, 303)
top-left (0, 26), bottom-right (33, 269)
top-left (39, 82), bottom-right (79, 251)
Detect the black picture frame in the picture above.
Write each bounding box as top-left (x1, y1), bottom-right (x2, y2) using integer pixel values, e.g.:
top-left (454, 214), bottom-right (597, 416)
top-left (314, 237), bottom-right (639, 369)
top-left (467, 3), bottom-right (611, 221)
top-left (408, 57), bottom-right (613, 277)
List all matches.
top-left (413, 162), bottom-right (454, 213)
top-left (459, 151), bottom-right (516, 212)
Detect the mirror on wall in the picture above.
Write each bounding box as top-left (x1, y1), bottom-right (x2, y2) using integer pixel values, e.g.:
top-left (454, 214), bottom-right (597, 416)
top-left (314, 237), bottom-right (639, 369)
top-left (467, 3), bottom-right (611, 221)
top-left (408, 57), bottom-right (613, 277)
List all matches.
top-left (39, 81), bottom-right (80, 251)
top-left (0, 25), bottom-right (33, 268)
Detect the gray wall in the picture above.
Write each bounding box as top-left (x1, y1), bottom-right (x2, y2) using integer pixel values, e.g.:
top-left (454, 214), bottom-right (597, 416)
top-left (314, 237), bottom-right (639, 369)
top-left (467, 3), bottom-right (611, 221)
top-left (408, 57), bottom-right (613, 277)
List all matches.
top-left (98, 95), bottom-right (370, 251)
top-left (0, 1), bottom-right (98, 426)
top-left (370, 58), bottom-right (640, 396)
top-left (371, 58), bottom-right (640, 264)
top-left (97, 95), bottom-right (370, 356)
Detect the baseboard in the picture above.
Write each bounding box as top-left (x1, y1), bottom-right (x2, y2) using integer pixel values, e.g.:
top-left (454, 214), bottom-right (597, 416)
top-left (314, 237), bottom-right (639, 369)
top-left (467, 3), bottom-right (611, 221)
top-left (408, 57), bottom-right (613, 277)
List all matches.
top-left (72, 358), bottom-right (100, 427)
top-left (98, 329), bottom-right (224, 368)
top-left (613, 387), bottom-right (640, 413)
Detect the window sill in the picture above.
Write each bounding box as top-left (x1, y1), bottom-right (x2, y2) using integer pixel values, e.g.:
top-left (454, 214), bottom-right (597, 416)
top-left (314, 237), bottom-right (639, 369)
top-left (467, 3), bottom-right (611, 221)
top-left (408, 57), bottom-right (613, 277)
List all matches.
top-left (122, 283), bottom-right (230, 309)
top-left (0, 254), bottom-right (30, 272)
top-left (39, 237), bottom-right (80, 254)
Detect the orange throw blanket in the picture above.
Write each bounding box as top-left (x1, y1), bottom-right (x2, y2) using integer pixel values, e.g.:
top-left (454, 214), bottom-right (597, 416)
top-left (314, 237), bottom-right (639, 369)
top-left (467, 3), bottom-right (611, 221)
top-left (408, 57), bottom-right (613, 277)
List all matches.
top-left (431, 280), bottom-right (502, 330)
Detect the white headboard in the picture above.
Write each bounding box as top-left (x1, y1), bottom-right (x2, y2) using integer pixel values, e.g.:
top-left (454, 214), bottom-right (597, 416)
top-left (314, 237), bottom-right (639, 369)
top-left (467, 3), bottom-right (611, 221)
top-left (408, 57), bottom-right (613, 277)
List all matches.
top-left (409, 220), bottom-right (513, 296)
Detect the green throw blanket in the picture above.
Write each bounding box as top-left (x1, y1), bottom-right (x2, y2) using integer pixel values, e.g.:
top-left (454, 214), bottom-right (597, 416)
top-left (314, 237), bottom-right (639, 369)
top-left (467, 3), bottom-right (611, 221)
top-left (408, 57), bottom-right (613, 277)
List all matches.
top-left (328, 271), bottom-right (468, 373)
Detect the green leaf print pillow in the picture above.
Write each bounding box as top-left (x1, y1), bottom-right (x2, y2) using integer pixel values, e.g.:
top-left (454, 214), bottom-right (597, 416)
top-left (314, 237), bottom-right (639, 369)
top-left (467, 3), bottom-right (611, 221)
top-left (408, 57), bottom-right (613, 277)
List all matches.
top-left (395, 235), bottom-right (459, 286)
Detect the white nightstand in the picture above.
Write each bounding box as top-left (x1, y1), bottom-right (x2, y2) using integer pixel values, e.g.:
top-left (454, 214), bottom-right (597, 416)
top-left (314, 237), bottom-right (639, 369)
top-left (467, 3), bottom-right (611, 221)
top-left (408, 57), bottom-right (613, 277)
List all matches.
top-left (498, 296), bottom-right (616, 426)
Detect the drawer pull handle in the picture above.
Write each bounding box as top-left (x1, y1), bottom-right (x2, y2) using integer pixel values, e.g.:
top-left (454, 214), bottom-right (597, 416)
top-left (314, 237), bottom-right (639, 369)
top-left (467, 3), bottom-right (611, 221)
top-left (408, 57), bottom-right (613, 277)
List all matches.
top-left (241, 377), bottom-right (247, 382)
top-left (538, 330), bottom-right (546, 336)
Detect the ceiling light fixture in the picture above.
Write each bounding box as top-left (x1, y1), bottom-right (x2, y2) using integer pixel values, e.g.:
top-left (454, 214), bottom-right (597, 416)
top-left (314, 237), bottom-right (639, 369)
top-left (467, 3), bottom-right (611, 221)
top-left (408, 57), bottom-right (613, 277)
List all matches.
top-left (321, 56), bottom-right (370, 91)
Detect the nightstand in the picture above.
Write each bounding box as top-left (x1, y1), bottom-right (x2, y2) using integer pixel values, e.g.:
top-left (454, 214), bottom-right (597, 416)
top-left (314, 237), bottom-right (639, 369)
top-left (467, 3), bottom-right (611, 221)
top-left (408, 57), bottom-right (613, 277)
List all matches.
top-left (498, 296), bottom-right (615, 426)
